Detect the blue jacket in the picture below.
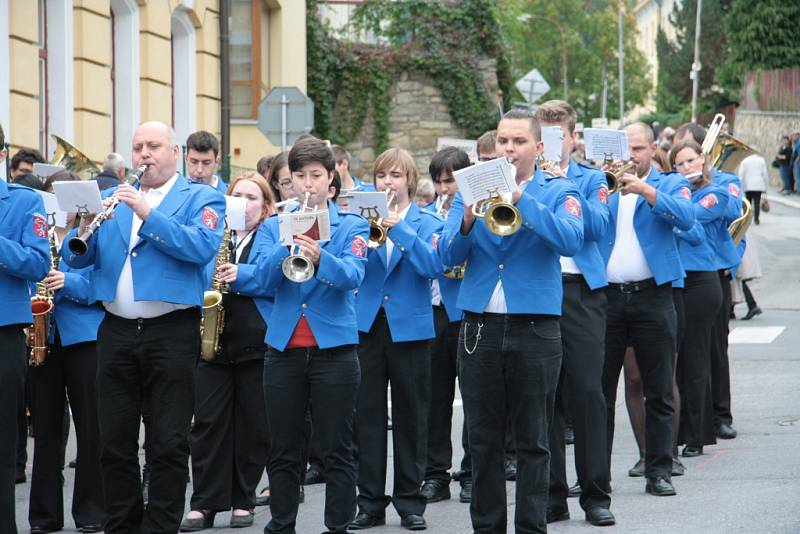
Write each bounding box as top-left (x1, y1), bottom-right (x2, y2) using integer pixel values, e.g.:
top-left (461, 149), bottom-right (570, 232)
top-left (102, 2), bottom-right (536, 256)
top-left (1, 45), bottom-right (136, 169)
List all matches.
top-left (435, 274), bottom-right (462, 323)
top-left (565, 160), bottom-right (611, 289)
top-left (52, 247), bottom-right (104, 346)
top-left (64, 174), bottom-right (226, 308)
top-left (440, 168), bottom-right (584, 316)
top-left (253, 201), bottom-right (369, 351)
top-left (0, 180), bottom-right (51, 327)
top-left (229, 230), bottom-right (275, 328)
top-left (712, 168), bottom-right (743, 225)
top-left (599, 167), bottom-right (695, 285)
top-left (350, 177), bottom-right (376, 192)
top-left (675, 181), bottom-right (730, 272)
top-left (356, 203), bottom-right (443, 341)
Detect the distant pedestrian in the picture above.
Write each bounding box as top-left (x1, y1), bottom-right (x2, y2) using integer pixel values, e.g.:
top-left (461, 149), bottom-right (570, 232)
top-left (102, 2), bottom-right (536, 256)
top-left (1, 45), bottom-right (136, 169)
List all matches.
top-left (775, 136), bottom-right (794, 194)
top-left (737, 154), bottom-right (769, 225)
top-left (733, 233), bottom-right (763, 321)
top-left (791, 132), bottom-right (800, 195)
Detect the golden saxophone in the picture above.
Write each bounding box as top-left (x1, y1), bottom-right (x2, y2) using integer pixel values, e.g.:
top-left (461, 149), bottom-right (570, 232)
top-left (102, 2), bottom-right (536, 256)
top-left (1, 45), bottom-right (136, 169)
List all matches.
top-left (29, 228), bottom-right (59, 366)
top-left (200, 227), bottom-right (231, 362)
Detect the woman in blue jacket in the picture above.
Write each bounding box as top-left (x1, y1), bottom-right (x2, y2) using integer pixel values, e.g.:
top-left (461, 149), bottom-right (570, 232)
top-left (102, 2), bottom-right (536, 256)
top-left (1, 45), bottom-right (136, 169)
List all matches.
top-left (181, 173), bottom-right (275, 531)
top-left (670, 140), bottom-right (729, 457)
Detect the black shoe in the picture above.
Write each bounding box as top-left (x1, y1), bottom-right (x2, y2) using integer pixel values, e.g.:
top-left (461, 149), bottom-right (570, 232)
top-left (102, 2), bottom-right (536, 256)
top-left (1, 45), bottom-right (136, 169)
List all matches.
top-left (504, 459), bottom-right (517, 481)
top-left (546, 508), bottom-right (570, 523)
top-left (645, 476), bottom-right (676, 496)
top-left (564, 424), bottom-right (575, 445)
top-left (459, 480), bottom-right (472, 503)
top-left (230, 511), bottom-right (254, 528)
top-left (450, 469), bottom-right (469, 482)
top-left (628, 458), bottom-right (645, 477)
top-left (305, 467), bottom-right (325, 485)
top-left (349, 512), bottom-right (385, 530)
top-left (68, 459), bottom-right (77, 469)
top-left (30, 527), bottom-right (59, 534)
top-left (568, 482), bottom-right (581, 498)
top-left (79, 525), bottom-right (104, 534)
top-left (681, 446), bottom-right (703, 458)
top-left (400, 514), bottom-right (426, 531)
top-left (585, 507), bottom-right (616, 526)
top-left (420, 479), bottom-right (450, 503)
top-left (15, 466), bottom-right (25, 484)
top-left (717, 423), bottom-right (738, 439)
top-left (672, 456), bottom-right (686, 477)
top-left (743, 307), bottom-right (762, 321)
top-left (179, 510), bottom-right (216, 532)
top-left (255, 486), bottom-right (270, 506)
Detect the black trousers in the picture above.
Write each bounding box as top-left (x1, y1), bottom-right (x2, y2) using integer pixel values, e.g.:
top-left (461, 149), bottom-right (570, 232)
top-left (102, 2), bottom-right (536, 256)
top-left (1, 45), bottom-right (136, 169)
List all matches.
top-left (0, 325), bottom-right (27, 534)
top-left (677, 271), bottom-right (722, 448)
top-left (711, 270), bottom-right (734, 428)
top-left (263, 345), bottom-right (360, 534)
top-left (29, 339), bottom-right (105, 529)
top-left (459, 311), bottom-right (562, 534)
top-left (96, 308), bottom-right (199, 534)
top-left (425, 305), bottom-right (469, 483)
top-left (549, 279), bottom-right (610, 512)
top-left (745, 191), bottom-right (762, 223)
top-left (355, 310), bottom-right (431, 517)
top-left (602, 283), bottom-right (676, 478)
top-left (189, 357), bottom-right (270, 512)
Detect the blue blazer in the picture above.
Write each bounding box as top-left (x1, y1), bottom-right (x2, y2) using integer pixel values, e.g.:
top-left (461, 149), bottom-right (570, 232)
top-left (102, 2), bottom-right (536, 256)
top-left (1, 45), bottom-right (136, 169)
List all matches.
top-left (440, 168), bottom-right (584, 316)
top-left (712, 168), bottom-right (743, 225)
top-left (599, 167), bottom-right (695, 285)
top-left (675, 182), bottom-right (730, 272)
top-left (565, 160), bottom-right (611, 289)
top-left (0, 180), bottom-right (51, 327)
top-left (351, 177), bottom-right (376, 192)
top-left (436, 275), bottom-right (463, 323)
top-left (52, 249), bottom-right (104, 346)
top-left (229, 230), bottom-right (275, 328)
top-left (356, 203), bottom-right (443, 341)
top-left (64, 174), bottom-right (226, 308)
top-left (253, 201), bottom-right (369, 351)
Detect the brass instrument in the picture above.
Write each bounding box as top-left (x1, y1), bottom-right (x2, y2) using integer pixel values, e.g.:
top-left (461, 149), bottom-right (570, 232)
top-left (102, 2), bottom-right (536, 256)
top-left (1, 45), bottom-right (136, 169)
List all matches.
top-left (200, 227), bottom-right (231, 361)
top-left (602, 157), bottom-right (636, 194)
top-left (443, 262), bottom-right (467, 280)
top-left (367, 192), bottom-right (396, 249)
top-left (434, 194), bottom-right (449, 218)
top-left (68, 164), bottom-right (148, 256)
top-left (728, 197), bottom-right (753, 246)
top-left (50, 134), bottom-right (101, 181)
top-left (29, 228), bottom-right (59, 366)
top-left (282, 192), bottom-right (317, 283)
top-left (472, 188), bottom-right (522, 236)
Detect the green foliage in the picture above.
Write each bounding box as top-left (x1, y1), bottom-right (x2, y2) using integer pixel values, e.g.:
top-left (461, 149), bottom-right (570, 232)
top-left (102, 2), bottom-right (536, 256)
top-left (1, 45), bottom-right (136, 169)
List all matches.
top-left (306, 0), bottom-right (512, 153)
top-left (495, 0), bottom-right (650, 123)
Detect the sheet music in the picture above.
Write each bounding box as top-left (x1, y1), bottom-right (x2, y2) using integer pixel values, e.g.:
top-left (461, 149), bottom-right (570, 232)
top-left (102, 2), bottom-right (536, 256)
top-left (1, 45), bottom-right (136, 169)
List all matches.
top-left (32, 163), bottom-right (65, 178)
top-left (51, 180), bottom-right (104, 214)
top-left (452, 157), bottom-right (518, 205)
top-left (278, 209), bottom-right (331, 246)
top-left (344, 191), bottom-right (392, 219)
top-left (541, 126), bottom-right (564, 163)
top-left (36, 190), bottom-right (68, 228)
top-left (224, 196), bottom-right (248, 231)
top-left (584, 128), bottom-right (629, 161)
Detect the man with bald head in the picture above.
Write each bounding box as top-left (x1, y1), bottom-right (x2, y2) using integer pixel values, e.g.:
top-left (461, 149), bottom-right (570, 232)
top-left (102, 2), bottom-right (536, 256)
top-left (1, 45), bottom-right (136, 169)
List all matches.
top-left (598, 122), bottom-right (695, 497)
top-left (65, 121), bottom-right (226, 533)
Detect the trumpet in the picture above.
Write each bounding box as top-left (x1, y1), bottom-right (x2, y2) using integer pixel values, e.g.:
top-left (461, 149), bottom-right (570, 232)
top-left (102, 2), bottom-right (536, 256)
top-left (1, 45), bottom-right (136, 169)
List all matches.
top-left (68, 164), bottom-right (149, 256)
top-left (602, 157), bottom-right (636, 194)
top-left (281, 192), bottom-right (317, 283)
top-left (472, 188), bottom-right (522, 236)
top-left (368, 192), bottom-right (396, 249)
top-left (29, 228), bottom-right (59, 366)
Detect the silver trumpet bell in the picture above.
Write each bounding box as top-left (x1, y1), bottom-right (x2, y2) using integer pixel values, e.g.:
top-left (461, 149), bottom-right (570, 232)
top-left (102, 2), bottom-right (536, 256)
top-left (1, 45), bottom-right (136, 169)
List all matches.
top-left (281, 192), bottom-right (316, 283)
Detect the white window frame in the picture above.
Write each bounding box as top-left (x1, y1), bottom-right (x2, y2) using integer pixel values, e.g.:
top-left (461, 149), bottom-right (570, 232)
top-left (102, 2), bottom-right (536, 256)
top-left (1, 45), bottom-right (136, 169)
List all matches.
top-left (0, 0), bottom-right (10, 179)
top-left (45, 0), bottom-right (74, 158)
top-left (171, 7), bottom-right (196, 147)
top-left (110, 0), bottom-right (140, 166)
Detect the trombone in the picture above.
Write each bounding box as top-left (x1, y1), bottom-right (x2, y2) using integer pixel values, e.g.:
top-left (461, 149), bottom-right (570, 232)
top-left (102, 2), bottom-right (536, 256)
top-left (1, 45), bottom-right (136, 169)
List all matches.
top-left (281, 192), bottom-right (317, 283)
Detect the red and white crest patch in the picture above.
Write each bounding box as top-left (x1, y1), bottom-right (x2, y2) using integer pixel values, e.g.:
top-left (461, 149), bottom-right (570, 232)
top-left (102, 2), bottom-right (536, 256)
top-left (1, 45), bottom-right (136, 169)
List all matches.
top-left (679, 187), bottom-right (692, 200)
top-left (565, 196), bottom-right (582, 217)
top-left (431, 233), bottom-right (439, 251)
top-left (700, 194), bottom-right (718, 209)
top-left (728, 183), bottom-right (741, 198)
top-left (352, 235), bottom-right (367, 258)
top-left (202, 207), bottom-right (219, 230)
top-left (33, 213), bottom-right (48, 239)
top-left (597, 186), bottom-right (609, 205)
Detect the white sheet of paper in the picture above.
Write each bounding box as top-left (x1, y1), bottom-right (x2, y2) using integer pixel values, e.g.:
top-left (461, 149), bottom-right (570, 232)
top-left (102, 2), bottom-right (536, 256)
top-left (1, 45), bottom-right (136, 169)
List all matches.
top-left (541, 126), bottom-right (564, 163)
top-left (224, 196), bottom-right (248, 231)
top-left (32, 163), bottom-right (65, 178)
top-left (36, 190), bottom-right (68, 228)
top-left (345, 191), bottom-right (392, 219)
top-left (584, 128), bottom-right (629, 161)
top-left (437, 137), bottom-right (478, 163)
top-left (51, 180), bottom-right (103, 214)
top-left (452, 158), bottom-right (518, 206)
top-left (278, 209), bottom-right (332, 246)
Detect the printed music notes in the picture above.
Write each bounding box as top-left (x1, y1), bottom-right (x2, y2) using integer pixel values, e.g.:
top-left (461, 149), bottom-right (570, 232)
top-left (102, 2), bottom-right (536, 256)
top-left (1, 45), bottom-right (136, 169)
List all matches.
top-left (452, 157), bottom-right (518, 206)
top-left (584, 128), bottom-right (630, 162)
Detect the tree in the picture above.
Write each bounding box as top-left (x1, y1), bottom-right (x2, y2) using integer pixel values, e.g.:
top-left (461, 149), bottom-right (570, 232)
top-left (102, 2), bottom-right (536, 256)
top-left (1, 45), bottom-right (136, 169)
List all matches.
top-left (723, 0), bottom-right (800, 73)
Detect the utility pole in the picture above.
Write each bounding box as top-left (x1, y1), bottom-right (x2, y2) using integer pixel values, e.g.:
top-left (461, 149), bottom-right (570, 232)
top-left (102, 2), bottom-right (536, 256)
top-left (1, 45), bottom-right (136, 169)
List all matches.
top-left (618, 1), bottom-right (625, 127)
top-left (690, 0), bottom-right (703, 122)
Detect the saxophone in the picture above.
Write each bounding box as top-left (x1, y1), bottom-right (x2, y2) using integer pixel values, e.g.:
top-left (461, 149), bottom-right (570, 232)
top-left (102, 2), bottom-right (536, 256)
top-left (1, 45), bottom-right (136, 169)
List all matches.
top-left (200, 227), bottom-right (231, 361)
top-left (29, 228), bottom-right (59, 366)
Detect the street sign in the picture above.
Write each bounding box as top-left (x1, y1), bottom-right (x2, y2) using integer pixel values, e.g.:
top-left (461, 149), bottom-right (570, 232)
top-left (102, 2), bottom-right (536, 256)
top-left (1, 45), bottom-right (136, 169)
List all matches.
top-left (515, 68), bottom-right (550, 103)
top-left (258, 86), bottom-right (315, 151)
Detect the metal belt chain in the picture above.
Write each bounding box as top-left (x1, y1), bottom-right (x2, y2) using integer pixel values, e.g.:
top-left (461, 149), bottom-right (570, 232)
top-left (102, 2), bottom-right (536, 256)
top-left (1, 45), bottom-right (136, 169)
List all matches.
top-left (463, 321), bottom-right (484, 355)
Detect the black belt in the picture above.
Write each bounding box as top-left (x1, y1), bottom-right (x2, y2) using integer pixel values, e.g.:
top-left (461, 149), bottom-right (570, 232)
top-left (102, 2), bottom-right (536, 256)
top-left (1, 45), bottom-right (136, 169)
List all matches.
top-left (607, 278), bottom-right (657, 294)
top-left (104, 307), bottom-right (199, 325)
top-left (562, 273), bottom-right (584, 284)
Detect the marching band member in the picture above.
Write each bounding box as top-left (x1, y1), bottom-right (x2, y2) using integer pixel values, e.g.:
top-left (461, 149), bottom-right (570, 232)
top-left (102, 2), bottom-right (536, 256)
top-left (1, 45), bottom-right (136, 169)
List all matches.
top-left (253, 137), bottom-right (368, 534)
top-left (420, 147), bottom-right (472, 505)
top-left (0, 123), bottom-right (51, 534)
top-left (351, 148), bottom-right (443, 531)
top-left (599, 123), bottom-right (694, 498)
top-left (181, 173), bottom-right (276, 531)
top-left (28, 171), bottom-right (106, 534)
top-left (185, 130), bottom-right (227, 194)
top-left (533, 101), bottom-right (615, 526)
top-left (332, 145), bottom-right (375, 192)
top-left (64, 121), bottom-right (226, 533)
top-left (440, 109), bottom-right (584, 534)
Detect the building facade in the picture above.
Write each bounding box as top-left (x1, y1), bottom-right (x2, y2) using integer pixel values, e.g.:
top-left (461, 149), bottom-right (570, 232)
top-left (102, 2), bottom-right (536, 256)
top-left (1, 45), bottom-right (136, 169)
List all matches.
top-left (0, 0), bottom-right (306, 179)
top-left (631, 0), bottom-right (678, 115)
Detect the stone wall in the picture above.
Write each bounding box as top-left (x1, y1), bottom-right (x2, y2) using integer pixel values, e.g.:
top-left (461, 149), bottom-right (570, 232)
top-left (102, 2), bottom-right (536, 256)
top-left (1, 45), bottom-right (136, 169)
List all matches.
top-left (344, 58), bottom-right (498, 182)
top-left (735, 110), bottom-right (800, 187)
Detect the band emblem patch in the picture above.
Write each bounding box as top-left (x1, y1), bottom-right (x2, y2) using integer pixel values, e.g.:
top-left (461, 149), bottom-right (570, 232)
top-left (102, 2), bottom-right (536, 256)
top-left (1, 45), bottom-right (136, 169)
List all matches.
top-left (728, 183), bottom-right (741, 198)
top-left (202, 207), bottom-right (219, 230)
top-left (33, 213), bottom-right (48, 239)
top-left (565, 196), bottom-right (582, 217)
top-left (352, 235), bottom-right (367, 258)
top-left (597, 186), bottom-right (609, 205)
top-left (432, 233), bottom-right (439, 251)
top-left (680, 187), bottom-right (692, 200)
top-left (700, 194), bottom-right (718, 209)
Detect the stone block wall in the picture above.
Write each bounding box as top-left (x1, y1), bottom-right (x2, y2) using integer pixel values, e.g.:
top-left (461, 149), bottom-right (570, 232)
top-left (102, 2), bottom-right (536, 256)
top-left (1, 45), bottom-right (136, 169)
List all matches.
top-left (735, 110), bottom-right (800, 188)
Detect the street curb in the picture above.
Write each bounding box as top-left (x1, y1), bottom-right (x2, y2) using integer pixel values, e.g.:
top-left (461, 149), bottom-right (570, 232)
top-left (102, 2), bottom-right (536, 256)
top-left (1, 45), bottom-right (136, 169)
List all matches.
top-left (766, 194), bottom-right (800, 210)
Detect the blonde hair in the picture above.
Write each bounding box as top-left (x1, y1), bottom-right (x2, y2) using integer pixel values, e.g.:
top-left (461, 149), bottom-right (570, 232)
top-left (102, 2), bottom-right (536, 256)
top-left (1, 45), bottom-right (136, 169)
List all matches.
top-left (533, 100), bottom-right (577, 133)
top-left (373, 148), bottom-right (419, 197)
top-left (227, 172), bottom-right (277, 221)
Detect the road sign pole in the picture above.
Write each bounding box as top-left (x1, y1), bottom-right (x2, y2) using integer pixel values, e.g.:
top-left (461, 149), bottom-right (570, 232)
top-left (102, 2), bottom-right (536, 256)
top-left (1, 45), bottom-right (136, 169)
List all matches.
top-left (281, 94), bottom-right (288, 152)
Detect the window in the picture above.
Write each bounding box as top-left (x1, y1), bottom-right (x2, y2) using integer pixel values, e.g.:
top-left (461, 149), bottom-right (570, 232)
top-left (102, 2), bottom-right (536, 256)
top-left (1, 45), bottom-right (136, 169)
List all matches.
top-left (171, 7), bottom-right (196, 145)
top-left (110, 0), bottom-right (140, 164)
top-left (41, 0), bottom-right (74, 159)
top-left (0, 0), bottom-right (11, 166)
top-left (230, 0), bottom-right (261, 119)
top-left (38, 0), bottom-right (47, 154)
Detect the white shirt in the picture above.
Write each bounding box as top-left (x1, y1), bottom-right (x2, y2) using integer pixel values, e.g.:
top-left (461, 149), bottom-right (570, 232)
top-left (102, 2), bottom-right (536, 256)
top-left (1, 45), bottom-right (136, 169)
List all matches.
top-left (431, 279), bottom-right (442, 306)
top-left (606, 191), bottom-right (653, 283)
top-left (104, 174), bottom-right (191, 319)
top-left (385, 202), bottom-right (412, 265)
top-left (233, 230), bottom-right (255, 263)
top-left (737, 154), bottom-right (768, 192)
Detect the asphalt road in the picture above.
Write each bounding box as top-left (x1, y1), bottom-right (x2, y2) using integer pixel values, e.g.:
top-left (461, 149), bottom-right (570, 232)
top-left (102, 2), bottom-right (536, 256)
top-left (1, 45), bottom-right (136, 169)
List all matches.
top-left (15, 198), bottom-right (800, 533)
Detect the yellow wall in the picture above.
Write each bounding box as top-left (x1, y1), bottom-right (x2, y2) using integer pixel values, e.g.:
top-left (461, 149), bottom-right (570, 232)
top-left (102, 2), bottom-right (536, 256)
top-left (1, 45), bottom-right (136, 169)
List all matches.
top-left (8, 0), bottom-right (40, 152)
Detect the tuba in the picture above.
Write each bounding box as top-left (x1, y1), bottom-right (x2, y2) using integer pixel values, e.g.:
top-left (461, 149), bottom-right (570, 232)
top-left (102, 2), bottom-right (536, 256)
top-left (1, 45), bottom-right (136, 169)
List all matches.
top-left (728, 197), bottom-right (753, 246)
top-left (282, 192), bottom-right (317, 282)
top-left (29, 228), bottom-right (59, 366)
top-left (200, 226), bottom-right (231, 361)
top-left (50, 134), bottom-right (101, 181)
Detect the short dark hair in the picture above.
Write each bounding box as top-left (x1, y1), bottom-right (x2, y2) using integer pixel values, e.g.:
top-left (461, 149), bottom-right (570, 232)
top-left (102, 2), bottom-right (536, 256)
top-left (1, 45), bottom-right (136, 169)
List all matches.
top-left (12, 173), bottom-right (45, 190)
top-left (266, 152), bottom-right (288, 201)
top-left (288, 138), bottom-right (335, 174)
top-left (501, 109), bottom-right (541, 141)
top-left (0, 123), bottom-right (5, 149)
top-left (11, 147), bottom-right (45, 171)
top-left (330, 145), bottom-right (350, 166)
top-left (185, 130), bottom-right (220, 158)
top-left (43, 169), bottom-right (80, 192)
top-left (330, 171), bottom-right (341, 201)
top-left (256, 156), bottom-right (274, 178)
top-left (675, 122), bottom-right (707, 145)
top-left (476, 130), bottom-right (497, 155)
top-left (429, 146), bottom-right (471, 181)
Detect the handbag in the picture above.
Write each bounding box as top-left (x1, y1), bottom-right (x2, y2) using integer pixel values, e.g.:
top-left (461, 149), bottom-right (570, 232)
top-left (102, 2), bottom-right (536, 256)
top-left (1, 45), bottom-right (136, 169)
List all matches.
top-left (761, 197), bottom-right (770, 212)
top-left (771, 158), bottom-right (780, 169)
